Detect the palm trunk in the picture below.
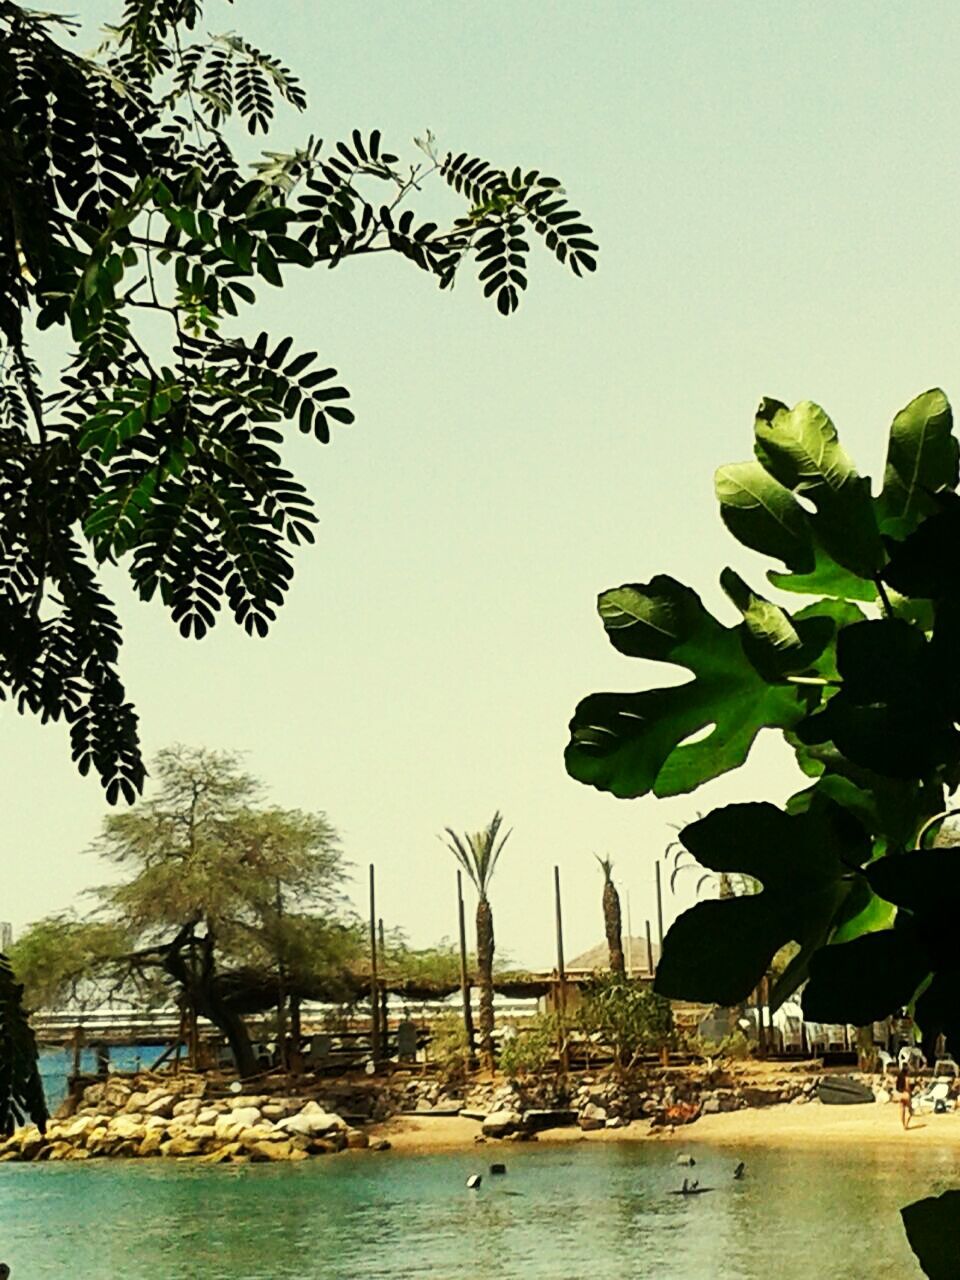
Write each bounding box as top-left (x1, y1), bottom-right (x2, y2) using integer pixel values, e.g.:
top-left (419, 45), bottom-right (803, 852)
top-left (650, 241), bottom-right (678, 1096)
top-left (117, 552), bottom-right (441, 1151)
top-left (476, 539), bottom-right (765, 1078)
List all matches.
top-left (603, 880), bottom-right (625, 976)
top-left (476, 896), bottom-right (495, 1072)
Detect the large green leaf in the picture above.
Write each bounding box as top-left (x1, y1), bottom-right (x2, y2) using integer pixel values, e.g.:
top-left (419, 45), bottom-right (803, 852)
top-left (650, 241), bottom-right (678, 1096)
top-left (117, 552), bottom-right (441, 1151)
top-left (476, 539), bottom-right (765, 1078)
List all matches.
top-left (653, 801), bottom-right (868, 1005)
top-left (0, 954), bottom-right (48, 1136)
top-left (802, 927), bottom-right (930, 1025)
top-left (796, 619), bottom-right (960, 778)
top-left (719, 568), bottom-right (834, 681)
top-left (715, 461), bottom-right (813, 572)
top-left (753, 398), bottom-right (883, 576)
top-left (876, 388), bottom-right (957, 539)
top-left (902, 1191), bottom-right (960, 1280)
top-left (565, 576), bottom-right (826, 798)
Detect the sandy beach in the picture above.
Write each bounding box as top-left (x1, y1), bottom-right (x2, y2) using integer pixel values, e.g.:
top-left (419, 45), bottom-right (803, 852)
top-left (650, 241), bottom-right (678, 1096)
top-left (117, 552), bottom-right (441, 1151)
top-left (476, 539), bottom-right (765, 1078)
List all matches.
top-left (369, 1100), bottom-right (960, 1153)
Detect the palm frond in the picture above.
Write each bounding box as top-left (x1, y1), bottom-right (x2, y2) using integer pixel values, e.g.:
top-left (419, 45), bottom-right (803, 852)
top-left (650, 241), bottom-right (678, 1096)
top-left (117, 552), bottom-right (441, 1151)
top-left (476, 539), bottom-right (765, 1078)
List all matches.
top-left (441, 810), bottom-right (511, 897)
top-left (594, 853), bottom-right (614, 882)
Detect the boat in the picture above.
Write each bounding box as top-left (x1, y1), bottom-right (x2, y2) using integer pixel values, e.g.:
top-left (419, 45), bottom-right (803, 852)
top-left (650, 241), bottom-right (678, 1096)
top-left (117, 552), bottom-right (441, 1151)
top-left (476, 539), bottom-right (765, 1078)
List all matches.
top-left (818, 1076), bottom-right (875, 1105)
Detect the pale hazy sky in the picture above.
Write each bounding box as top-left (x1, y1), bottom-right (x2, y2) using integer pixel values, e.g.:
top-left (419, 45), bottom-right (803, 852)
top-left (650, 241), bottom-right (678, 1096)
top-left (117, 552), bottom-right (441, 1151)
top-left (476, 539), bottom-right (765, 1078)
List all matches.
top-left (8, 1), bottom-right (960, 966)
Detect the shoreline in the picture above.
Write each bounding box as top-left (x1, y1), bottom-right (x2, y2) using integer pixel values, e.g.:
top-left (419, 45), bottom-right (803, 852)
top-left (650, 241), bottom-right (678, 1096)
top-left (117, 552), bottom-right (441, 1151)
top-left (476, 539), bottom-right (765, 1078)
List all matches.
top-left (368, 1101), bottom-right (960, 1155)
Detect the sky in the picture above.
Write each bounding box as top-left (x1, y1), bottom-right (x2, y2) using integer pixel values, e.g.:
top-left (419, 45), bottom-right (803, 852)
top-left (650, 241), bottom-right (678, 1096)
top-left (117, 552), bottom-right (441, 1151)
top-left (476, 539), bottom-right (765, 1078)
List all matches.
top-left (7, 0), bottom-right (960, 967)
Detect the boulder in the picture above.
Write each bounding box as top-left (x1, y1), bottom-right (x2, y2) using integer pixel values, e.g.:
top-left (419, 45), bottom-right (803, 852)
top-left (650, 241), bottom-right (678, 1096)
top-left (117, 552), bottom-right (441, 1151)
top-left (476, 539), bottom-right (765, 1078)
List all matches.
top-left (370, 1139), bottom-right (392, 1152)
top-left (345, 1129), bottom-right (369, 1149)
top-left (605, 1116), bottom-right (626, 1129)
top-left (701, 1096), bottom-right (721, 1115)
top-left (60, 1116), bottom-right (97, 1141)
top-left (195, 1107), bottom-right (220, 1127)
top-left (64, 1147), bottom-right (91, 1160)
top-left (144, 1095), bottom-right (176, 1120)
top-left (227, 1095), bottom-right (269, 1111)
top-left (277, 1109), bottom-right (346, 1139)
top-left (162, 1134), bottom-right (208, 1158)
top-left (172, 1098), bottom-right (202, 1119)
top-left (19, 1127), bottom-right (46, 1159)
top-left (578, 1103), bottom-right (607, 1132)
top-left (82, 1083), bottom-right (106, 1107)
top-left (103, 1080), bottom-right (133, 1109)
top-left (39, 1141), bottom-right (73, 1161)
top-left (482, 1109), bottom-right (522, 1138)
top-left (137, 1131), bottom-right (164, 1157)
top-left (124, 1091), bottom-right (153, 1115)
top-left (260, 1103), bottom-right (287, 1122)
top-left (237, 1126), bottom-right (277, 1148)
top-left (247, 1139), bottom-right (299, 1163)
top-left (109, 1116), bottom-right (147, 1143)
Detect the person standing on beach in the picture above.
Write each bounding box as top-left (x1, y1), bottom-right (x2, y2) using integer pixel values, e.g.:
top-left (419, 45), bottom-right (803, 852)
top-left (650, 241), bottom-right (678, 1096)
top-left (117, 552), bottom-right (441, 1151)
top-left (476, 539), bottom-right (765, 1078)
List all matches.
top-left (896, 1064), bottom-right (913, 1130)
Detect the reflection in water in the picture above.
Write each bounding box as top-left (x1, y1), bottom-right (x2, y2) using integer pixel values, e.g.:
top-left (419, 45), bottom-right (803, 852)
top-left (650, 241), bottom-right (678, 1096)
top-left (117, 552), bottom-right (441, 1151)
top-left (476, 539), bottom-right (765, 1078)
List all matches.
top-left (0, 1141), bottom-right (949, 1278)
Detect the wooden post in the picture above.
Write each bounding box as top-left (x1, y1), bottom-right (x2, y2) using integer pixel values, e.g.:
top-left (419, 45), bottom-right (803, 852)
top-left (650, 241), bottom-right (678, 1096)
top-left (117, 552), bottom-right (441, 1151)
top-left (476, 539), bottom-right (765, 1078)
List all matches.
top-left (457, 870), bottom-right (477, 1067)
top-left (655, 862), bottom-right (665, 952)
top-left (645, 919), bottom-right (654, 975)
top-left (378, 917), bottom-right (389, 1057)
top-left (70, 1024), bottom-right (83, 1081)
top-left (554, 865), bottom-right (569, 1073)
top-left (275, 878), bottom-right (288, 1072)
top-left (368, 864), bottom-right (380, 1065)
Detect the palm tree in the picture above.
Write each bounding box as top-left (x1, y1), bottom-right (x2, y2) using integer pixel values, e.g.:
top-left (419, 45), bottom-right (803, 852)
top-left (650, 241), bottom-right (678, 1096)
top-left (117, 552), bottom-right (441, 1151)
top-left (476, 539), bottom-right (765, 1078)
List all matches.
top-left (595, 855), bottom-right (625, 976)
top-left (442, 812), bottom-right (511, 1072)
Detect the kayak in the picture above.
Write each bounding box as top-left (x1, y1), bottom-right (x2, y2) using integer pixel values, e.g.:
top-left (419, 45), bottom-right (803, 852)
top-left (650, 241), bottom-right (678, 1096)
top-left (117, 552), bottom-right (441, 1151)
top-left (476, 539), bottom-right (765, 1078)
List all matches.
top-left (818, 1077), bottom-right (875, 1105)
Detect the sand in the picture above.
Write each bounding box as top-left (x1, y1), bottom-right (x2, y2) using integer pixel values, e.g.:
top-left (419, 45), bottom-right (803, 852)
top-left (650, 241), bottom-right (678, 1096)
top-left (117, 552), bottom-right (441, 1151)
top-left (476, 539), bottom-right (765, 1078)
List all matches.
top-left (368, 1101), bottom-right (960, 1154)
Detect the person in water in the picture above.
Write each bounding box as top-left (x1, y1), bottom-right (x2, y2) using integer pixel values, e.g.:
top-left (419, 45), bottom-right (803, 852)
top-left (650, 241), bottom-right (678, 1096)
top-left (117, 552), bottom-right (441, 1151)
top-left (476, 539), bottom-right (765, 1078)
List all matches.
top-left (896, 1064), bottom-right (914, 1130)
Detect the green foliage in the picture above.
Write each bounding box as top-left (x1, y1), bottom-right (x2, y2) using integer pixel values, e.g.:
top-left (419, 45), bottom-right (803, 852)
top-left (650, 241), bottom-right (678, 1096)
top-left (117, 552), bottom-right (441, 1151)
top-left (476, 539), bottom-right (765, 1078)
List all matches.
top-left (567, 387), bottom-right (960, 1267)
top-left (901, 1190), bottom-right (960, 1280)
top-left (381, 935), bottom-right (464, 990)
top-left (577, 975), bottom-right (673, 1066)
top-left (428, 1013), bottom-right (470, 1089)
top-left (498, 1013), bottom-right (560, 1079)
top-left (442, 812), bottom-right (512, 898)
top-left (0, 954), bottom-right (47, 1134)
top-left (0, 2), bottom-right (597, 803)
top-left (9, 915), bottom-right (130, 1011)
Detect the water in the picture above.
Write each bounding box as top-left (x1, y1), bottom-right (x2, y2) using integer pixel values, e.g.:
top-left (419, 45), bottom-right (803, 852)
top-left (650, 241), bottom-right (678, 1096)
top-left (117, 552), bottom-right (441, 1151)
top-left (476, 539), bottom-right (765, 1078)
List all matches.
top-left (0, 1140), bottom-right (951, 1278)
top-left (37, 1046), bottom-right (167, 1112)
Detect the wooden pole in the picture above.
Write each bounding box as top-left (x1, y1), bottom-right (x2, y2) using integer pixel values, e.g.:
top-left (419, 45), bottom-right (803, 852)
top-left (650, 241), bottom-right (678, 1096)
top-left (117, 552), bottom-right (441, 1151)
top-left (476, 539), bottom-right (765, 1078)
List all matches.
top-left (645, 919), bottom-right (654, 975)
top-left (275, 878), bottom-right (288, 1072)
top-left (655, 862), bottom-right (665, 952)
top-left (368, 863), bottom-right (380, 1065)
top-left (554, 865), bottom-right (569, 1073)
top-left (457, 870), bottom-right (477, 1066)
top-left (378, 917), bottom-right (389, 1056)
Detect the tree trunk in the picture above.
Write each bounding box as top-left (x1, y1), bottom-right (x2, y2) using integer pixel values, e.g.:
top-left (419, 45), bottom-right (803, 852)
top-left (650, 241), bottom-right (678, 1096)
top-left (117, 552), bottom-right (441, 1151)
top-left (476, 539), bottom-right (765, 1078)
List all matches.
top-left (603, 880), bottom-right (625, 976)
top-left (161, 939), bottom-right (259, 1078)
top-left (476, 896), bottom-right (495, 1072)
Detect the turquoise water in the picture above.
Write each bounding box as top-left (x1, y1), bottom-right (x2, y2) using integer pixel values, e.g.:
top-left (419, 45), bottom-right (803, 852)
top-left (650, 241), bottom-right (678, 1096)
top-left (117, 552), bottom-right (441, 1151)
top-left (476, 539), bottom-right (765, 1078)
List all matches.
top-left (38, 1045), bottom-right (167, 1111)
top-left (0, 1141), bottom-right (951, 1278)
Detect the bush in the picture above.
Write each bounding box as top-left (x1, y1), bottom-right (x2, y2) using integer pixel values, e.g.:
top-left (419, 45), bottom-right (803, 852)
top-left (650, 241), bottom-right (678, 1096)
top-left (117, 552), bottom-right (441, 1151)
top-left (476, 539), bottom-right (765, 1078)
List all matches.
top-left (429, 1014), bottom-right (471, 1088)
top-left (577, 975), bottom-right (673, 1068)
top-left (499, 1014), bottom-right (561, 1079)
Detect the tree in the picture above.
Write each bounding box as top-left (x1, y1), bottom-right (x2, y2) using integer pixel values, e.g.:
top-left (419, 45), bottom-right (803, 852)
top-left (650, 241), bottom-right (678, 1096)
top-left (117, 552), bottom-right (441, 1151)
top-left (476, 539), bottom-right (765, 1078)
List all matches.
top-left (442, 811), bottom-right (511, 1072)
top-left (566, 388), bottom-right (960, 1274)
top-left (595, 855), bottom-right (625, 975)
top-left (9, 915), bottom-right (131, 1012)
top-left (0, 1), bottom-right (598, 805)
top-left (86, 745), bottom-right (348, 1076)
top-left (577, 974), bottom-right (673, 1071)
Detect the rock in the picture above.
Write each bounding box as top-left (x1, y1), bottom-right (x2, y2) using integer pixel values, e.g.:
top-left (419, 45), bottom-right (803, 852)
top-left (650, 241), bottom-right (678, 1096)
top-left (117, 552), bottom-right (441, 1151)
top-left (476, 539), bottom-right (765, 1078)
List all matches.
top-left (195, 1107), bottom-right (220, 1127)
top-left (60, 1116), bottom-right (97, 1141)
top-left (137, 1132), bottom-right (164, 1158)
top-left (64, 1146), bottom-right (91, 1160)
top-left (124, 1091), bottom-right (153, 1114)
top-left (19, 1127), bottom-right (46, 1160)
top-left (346, 1129), bottom-right (369, 1149)
top-left (162, 1134), bottom-right (209, 1157)
top-left (82, 1083), bottom-right (105, 1107)
top-left (39, 1141), bottom-right (73, 1161)
top-left (260, 1103), bottom-right (286, 1122)
top-left (605, 1116), bottom-right (626, 1129)
top-left (482, 1109), bottom-right (522, 1138)
top-left (277, 1109), bottom-right (346, 1139)
top-left (247, 1139), bottom-right (300, 1163)
top-left (172, 1098), bottom-right (202, 1119)
top-left (675, 1154), bottom-right (696, 1166)
top-left (227, 1095), bottom-right (268, 1111)
top-left (875, 1087), bottom-right (890, 1105)
top-left (701, 1097), bottom-right (721, 1115)
top-left (214, 1108), bottom-right (262, 1141)
top-left (237, 1126), bottom-right (277, 1147)
top-left (578, 1103), bottom-right (607, 1132)
top-left (370, 1139), bottom-right (392, 1152)
top-left (103, 1080), bottom-right (133, 1109)
top-left (109, 1116), bottom-right (147, 1143)
top-left (144, 1095), bottom-right (176, 1119)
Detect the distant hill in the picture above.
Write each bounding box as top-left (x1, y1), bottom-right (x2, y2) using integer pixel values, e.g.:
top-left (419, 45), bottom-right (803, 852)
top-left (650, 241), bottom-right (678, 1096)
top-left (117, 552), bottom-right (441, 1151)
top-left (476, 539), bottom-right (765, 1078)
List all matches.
top-left (567, 936), bottom-right (660, 976)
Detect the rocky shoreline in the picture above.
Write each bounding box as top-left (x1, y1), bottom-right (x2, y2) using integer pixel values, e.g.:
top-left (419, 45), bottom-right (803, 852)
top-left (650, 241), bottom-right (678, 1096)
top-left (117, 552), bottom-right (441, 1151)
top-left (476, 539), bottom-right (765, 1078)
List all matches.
top-left (0, 1062), bottom-right (827, 1164)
